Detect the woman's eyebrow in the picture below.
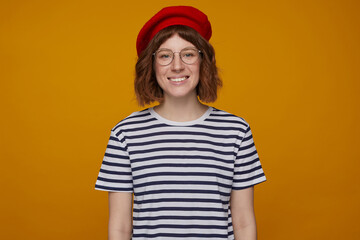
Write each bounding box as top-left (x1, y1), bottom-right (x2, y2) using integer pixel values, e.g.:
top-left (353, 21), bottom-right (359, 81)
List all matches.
top-left (157, 47), bottom-right (197, 51)
top-left (156, 48), bottom-right (171, 51)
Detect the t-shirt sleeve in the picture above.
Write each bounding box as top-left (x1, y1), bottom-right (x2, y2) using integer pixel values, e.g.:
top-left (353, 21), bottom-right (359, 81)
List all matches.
top-left (95, 129), bottom-right (133, 192)
top-left (233, 125), bottom-right (266, 190)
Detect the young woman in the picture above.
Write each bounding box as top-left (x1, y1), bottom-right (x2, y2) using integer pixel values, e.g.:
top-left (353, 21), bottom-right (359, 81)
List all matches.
top-left (95, 6), bottom-right (266, 240)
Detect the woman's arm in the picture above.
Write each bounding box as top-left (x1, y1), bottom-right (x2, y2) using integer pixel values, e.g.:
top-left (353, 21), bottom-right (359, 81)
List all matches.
top-left (230, 186), bottom-right (257, 240)
top-left (108, 192), bottom-right (133, 240)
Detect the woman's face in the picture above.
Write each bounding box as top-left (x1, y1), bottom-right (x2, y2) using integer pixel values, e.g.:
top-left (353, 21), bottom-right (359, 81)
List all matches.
top-left (154, 34), bottom-right (200, 102)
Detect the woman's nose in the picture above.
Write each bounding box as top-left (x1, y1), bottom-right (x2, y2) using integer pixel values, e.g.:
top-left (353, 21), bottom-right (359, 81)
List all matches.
top-left (171, 53), bottom-right (185, 71)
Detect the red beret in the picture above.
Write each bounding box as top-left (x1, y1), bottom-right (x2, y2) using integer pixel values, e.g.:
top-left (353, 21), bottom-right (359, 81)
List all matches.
top-left (136, 6), bottom-right (212, 56)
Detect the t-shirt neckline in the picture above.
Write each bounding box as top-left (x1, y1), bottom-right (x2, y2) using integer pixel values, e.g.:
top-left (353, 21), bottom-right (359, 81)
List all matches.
top-left (149, 106), bottom-right (213, 126)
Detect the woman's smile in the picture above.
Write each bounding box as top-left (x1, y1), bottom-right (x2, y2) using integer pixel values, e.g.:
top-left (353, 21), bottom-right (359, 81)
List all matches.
top-left (168, 76), bottom-right (189, 82)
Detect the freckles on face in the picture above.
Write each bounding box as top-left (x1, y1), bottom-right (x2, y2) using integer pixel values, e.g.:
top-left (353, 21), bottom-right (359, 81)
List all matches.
top-left (154, 34), bottom-right (201, 100)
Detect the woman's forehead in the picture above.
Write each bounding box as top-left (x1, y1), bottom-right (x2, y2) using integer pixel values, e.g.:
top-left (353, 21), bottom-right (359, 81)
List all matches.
top-left (158, 34), bottom-right (196, 51)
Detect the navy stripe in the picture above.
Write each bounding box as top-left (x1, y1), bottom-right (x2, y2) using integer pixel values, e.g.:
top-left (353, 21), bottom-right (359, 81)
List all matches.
top-left (234, 165), bottom-right (263, 175)
top-left (106, 144), bottom-right (127, 151)
top-left (109, 136), bottom-right (121, 142)
top-left (101, 160), bottom-right (130, 168)
top-left (192, 124), bottom-right (246, 132)
top-left (132, 206), bottom-right (227, 213)
top-left (97, 177), bottom-right (132, 184)
top-left (125, 131), bottom-right (241, 140)
top-left (114, 129), bottom-right (125, 138)
top-left (99, 169), bottom-right (131, 175)
top-left (134, 197), bottom-right (228, 205)
top-left (134, 180), bottom-right (232, 189)
top-left (112, 112), bottom-right (152, 130)
top-left (128, 138), bottom-right (237, 148)
top-left (235, 158), bottom-right (260, 167)
top-left (130, 147), bottom-right (235, 156)
top-left (126, 111), bottom-right (151, 118)
top-left (235, 149), bottom-right (258, 160)
top-left (133, 171), bottom-right (233, 181)
top-left (114, 117), bottom-right (157, 129)
top-left (205, 118), bottom-right (248, 127)
top-left (122, 123), bottom-right (245, 133)
top-left (243, 134), bottom-right (253, 142)
top-left (134, 189), bottom-right (230, 197)
top-left (133, 224), bottom-right (228, 230)
top-left (132, 163), bottom-right (233, 172)
top-left (132, 233), bottom-right (227, 238)
top-left (95, 185), bottom-right (132, 192)
top-left (133, 215), bottom-right (227, 221)
top-left (131, 155), bottom-right (233, 164)
top-left (238, 142), bottom-right (255, 151)
top-left (104, 152), bottom-right (129, 159)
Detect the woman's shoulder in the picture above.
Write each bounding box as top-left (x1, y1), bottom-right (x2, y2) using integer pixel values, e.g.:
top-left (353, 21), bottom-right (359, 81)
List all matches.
top-left (210, 107), bottom-right (250, 129)
top-left (111, 108), bottom-right (152, 132)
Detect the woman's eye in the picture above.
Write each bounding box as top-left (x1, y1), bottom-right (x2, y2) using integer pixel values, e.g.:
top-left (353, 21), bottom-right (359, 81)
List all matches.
top-left (182, 51), bottom-right (196, 58)
top-left (159, 54), bottom-right (171, 59)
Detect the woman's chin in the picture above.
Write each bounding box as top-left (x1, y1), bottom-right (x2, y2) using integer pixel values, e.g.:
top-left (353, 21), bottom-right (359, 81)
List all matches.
top-left (163, 90), bottom-right (198, 101)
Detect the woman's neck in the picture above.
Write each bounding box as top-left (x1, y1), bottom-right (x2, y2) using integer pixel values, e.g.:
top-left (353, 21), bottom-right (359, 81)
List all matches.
top-left (153, 96), bottom-right (209, 122)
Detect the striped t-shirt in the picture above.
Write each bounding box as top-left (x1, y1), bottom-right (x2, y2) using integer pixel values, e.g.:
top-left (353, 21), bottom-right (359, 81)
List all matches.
top-left (95, 106), bottom-right (266, 239)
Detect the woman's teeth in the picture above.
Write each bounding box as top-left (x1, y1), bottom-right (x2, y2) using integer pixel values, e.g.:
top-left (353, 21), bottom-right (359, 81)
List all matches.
top-left (169, 77), bottom-right (188, 82)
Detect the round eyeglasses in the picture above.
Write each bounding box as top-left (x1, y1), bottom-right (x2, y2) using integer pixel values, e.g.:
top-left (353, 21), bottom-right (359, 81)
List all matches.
top-left (153, 48), bottom-right (202, 66)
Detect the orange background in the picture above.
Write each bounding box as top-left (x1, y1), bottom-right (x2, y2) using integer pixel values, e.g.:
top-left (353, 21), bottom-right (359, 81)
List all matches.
top-left (1, 0), bottom-right (359, 239)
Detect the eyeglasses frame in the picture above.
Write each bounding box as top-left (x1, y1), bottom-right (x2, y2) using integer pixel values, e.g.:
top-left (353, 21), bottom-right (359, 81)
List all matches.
top-left (152, 48), bottom-right (202, 66)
